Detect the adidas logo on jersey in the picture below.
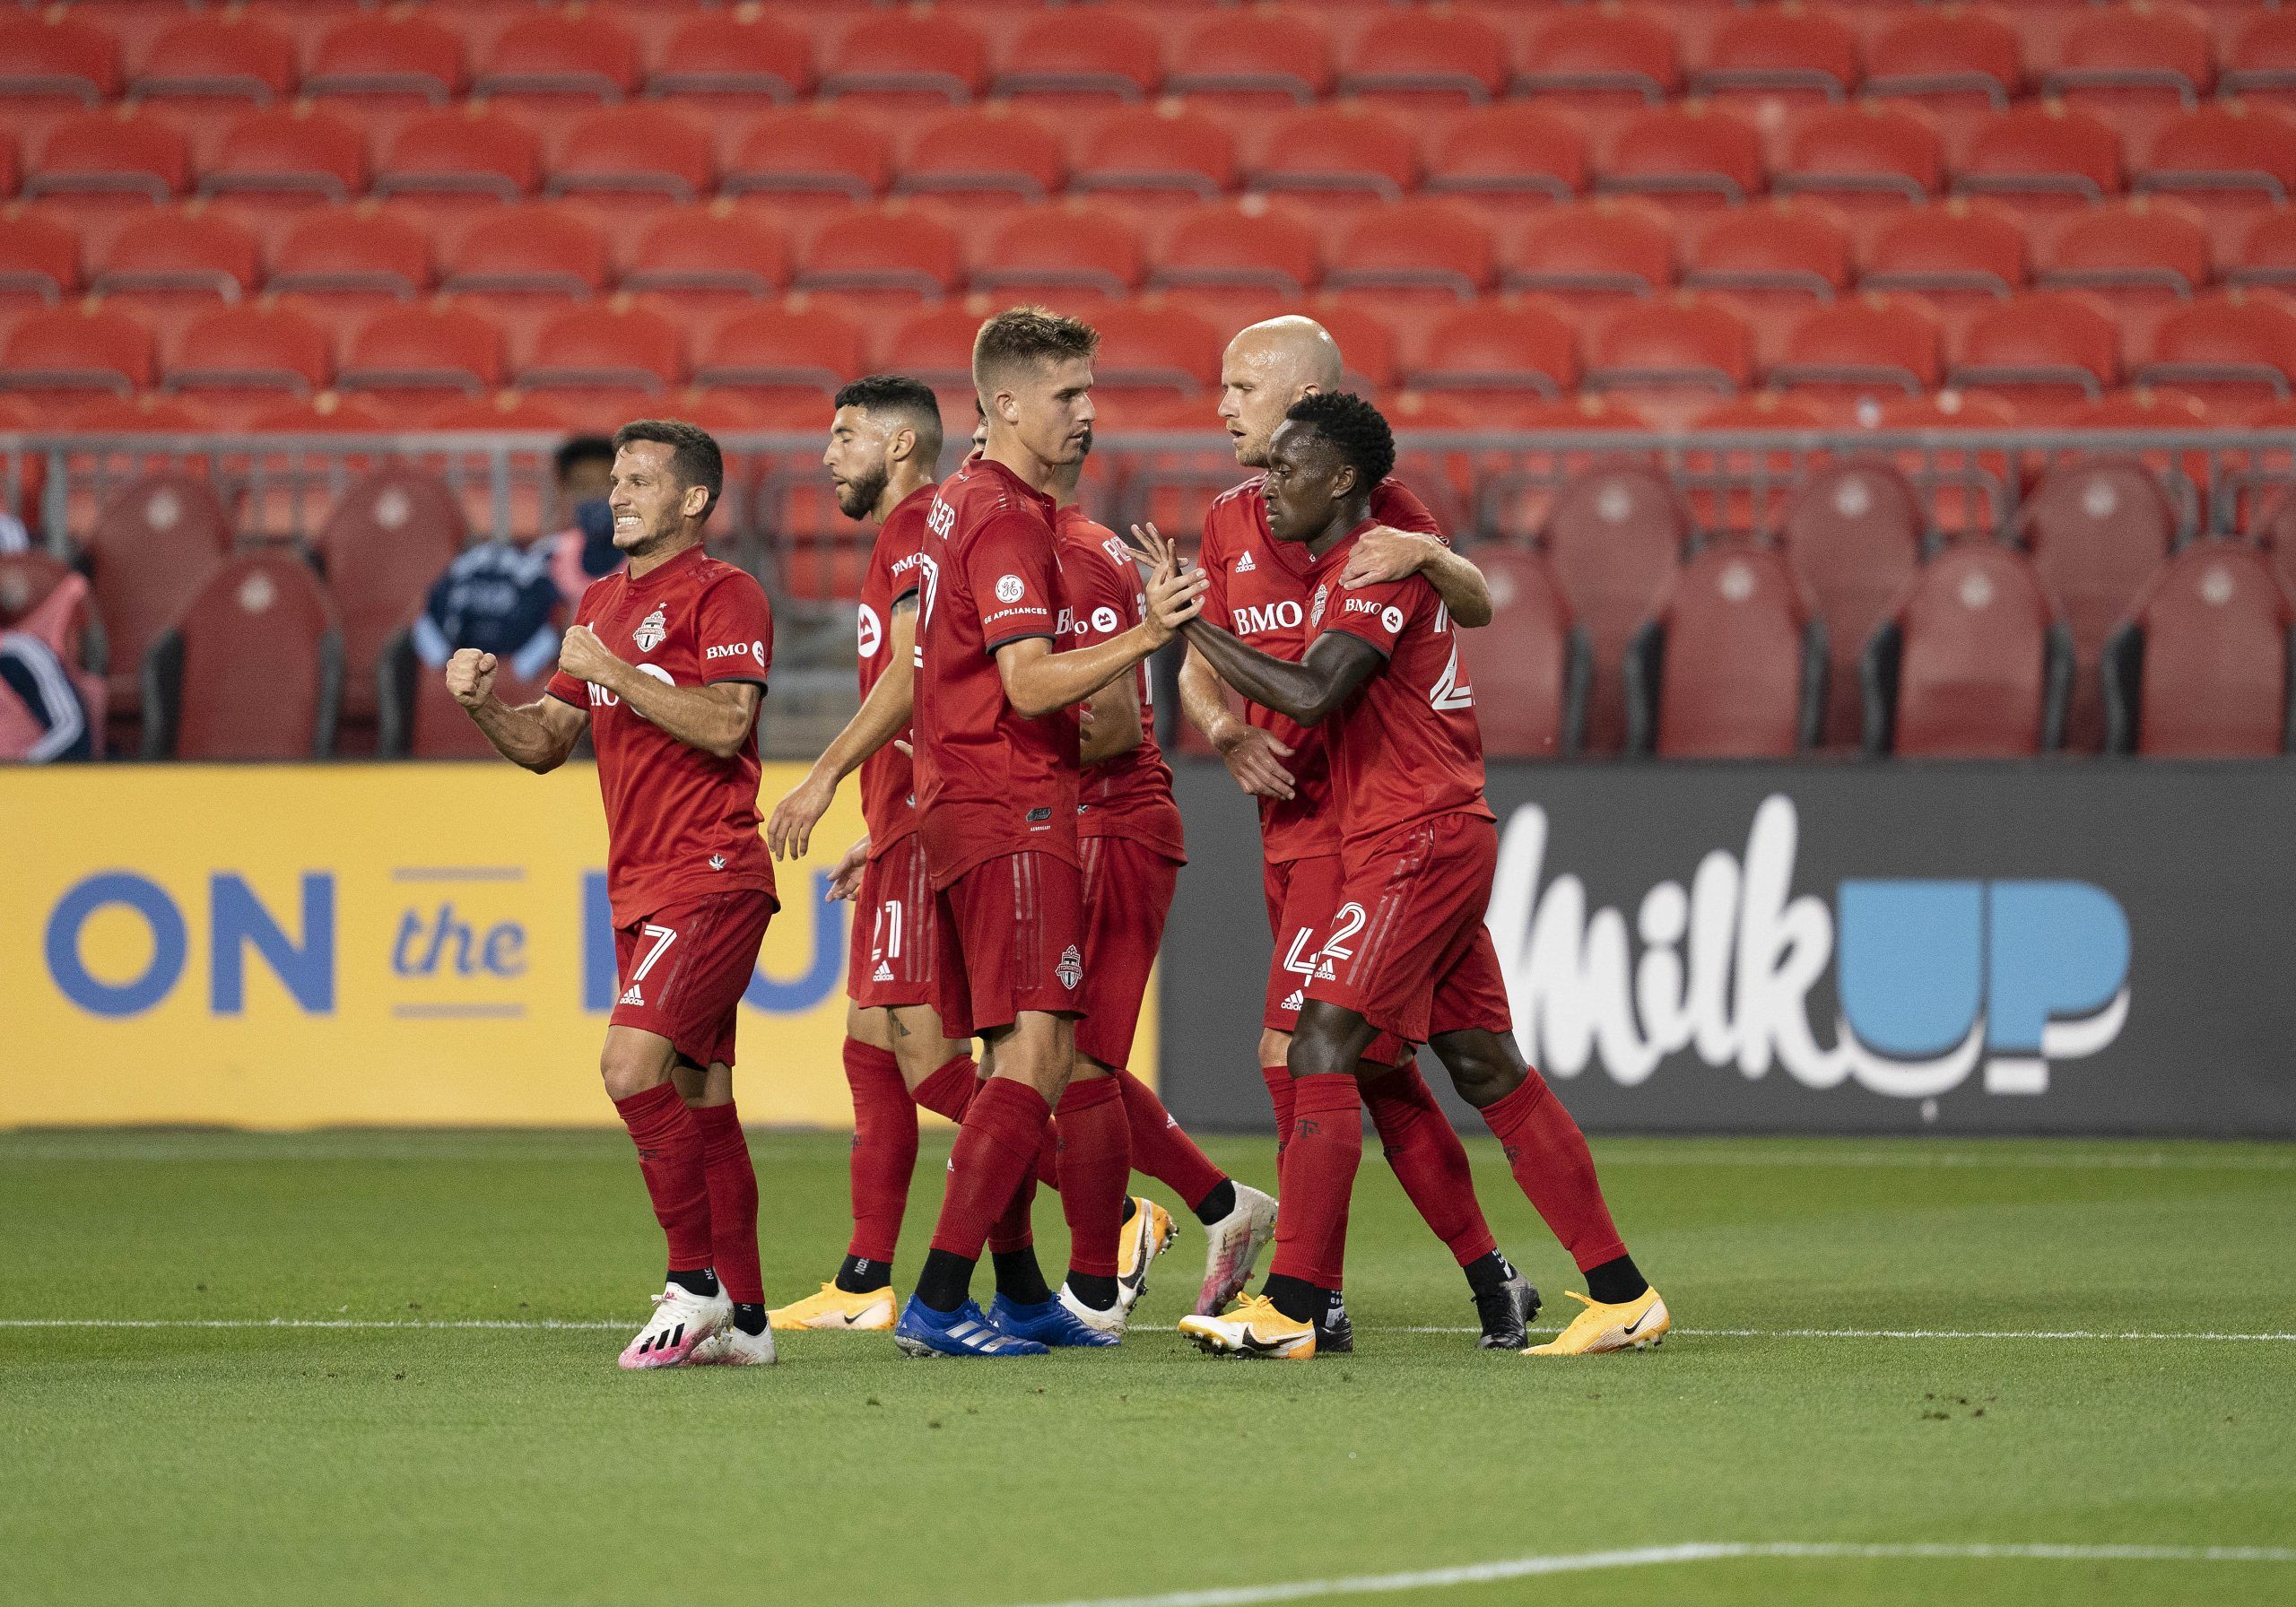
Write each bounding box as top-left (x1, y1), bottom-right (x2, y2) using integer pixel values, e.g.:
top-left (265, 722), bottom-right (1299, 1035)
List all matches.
top-left (874, 960), bottom-right (894, 982)
top-left (1234, 551), bottom-right (1256, 572)
top-left (620, 984), bottom-right (645, 1006)
top-left (1314, 959), bottom-right (1335, 981)
top-left (1281, 989), bottom-right (1304, 1012)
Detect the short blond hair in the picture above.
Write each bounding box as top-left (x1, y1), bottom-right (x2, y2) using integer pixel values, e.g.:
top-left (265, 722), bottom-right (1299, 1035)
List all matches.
top-left (972, 306), bottom-right (1100, 389)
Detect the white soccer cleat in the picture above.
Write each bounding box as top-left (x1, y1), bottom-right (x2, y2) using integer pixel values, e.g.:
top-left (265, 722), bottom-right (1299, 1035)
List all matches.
top-left (689, 1323), bottom-right (778, 1366)
top-left (1194, 1183), bottom-right (1279, 1316)
top-left (616, 1281), bottom-right (731, 1369)
top-left (1057, 1281), bottom-right (1129, 1340)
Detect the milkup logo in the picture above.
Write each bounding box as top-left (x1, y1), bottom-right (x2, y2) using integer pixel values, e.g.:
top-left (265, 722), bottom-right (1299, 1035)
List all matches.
top-left (1485, 795), bottom-right (2131, 1099)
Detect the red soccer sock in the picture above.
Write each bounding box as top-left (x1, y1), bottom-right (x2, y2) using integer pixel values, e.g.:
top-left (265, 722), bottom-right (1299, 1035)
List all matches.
top-left (842, 1038), bottom-right (917, 1266)
top-left (1052, 1075), bottom-right (1130, 1280)
top-left (911, 1053), bottom-right (981, 1124)
top-left (987, 1161), bottom-right (1039, 1255)
top-left (1260, 1063), bottom-right (1297, 1160)
top-left (1267, 1073), bottom-right (1363, 1289)
top-left (690, 1100), bottom-right (763, 1304)
top-left (928, 1076), bottom-right (1054, 1262)
top-left (1478, 1071), bottom-right (1630, 1273)
top-left (1117, 1069), bottom-right (1224, 1212)
top-left (1365, 1064), bottom-right (1500, 1268)
top-left (612, 1081), bottom-right (714, 1273)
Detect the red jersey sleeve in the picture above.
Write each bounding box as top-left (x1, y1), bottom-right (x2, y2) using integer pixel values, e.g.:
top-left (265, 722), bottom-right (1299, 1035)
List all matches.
top-left (696, 572), bottom-right (773, 689)
top-left (966, 508), bottom-right (1064, 655)
top-left (1322, 576), bottom-right (1422, 658)
top-left (1065, 541), bottom-right (1135, 649)
top-left (1370, 478), bottom-right (1445, 542)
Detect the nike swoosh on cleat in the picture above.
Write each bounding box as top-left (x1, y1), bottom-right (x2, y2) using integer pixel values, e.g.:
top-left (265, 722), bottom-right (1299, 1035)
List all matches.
top-left (1619, 1308), bottom-right (1656, 1339)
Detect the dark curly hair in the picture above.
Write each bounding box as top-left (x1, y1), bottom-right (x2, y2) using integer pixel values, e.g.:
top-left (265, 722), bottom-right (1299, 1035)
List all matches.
top-left (834, 374), bottom-right (944, 460)
top-left (1283, 391), bottom-right (1395, 491)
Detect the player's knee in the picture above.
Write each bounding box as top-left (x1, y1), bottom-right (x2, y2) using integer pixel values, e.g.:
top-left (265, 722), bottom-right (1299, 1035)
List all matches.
top-left (1431, 1030), bottom-right (1525, 1108)
top-left (1286, 1007), bottom-right (1357, 1080)
top-left (598, 1039), bottom-right (672, 1102)
top-left (1257, 1028), bottom-right (1292, 1069)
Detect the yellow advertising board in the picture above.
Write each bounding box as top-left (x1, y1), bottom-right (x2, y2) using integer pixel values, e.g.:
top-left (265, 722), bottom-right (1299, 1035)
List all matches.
top-left (0, 763), bottom-right (1153, 1129)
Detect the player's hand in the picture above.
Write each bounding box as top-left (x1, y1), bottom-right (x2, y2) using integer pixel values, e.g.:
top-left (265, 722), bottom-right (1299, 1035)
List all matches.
top-left (767, 772), bottom-right (834, 861)
top-left (444, 648), bottom-right (498, 709)
top-left (557, 623), bottom-right (618, 685)
top-left (1214, 721), bottom-right (1297, 801)
top-left (826, 835), bottom-right (869, 901)
top-left (1337, 526), bottom-right (1439, 589)
top-left (1142, 556), bottom-right (1207, 649)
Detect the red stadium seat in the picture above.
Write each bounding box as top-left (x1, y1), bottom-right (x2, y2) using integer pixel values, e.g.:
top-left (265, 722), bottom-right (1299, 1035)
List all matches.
top-left (26, 108), bottom-right (191, 221)
top-left (973, 204), bottom-right (1145, 303)
top-left (1167, 10), bottom-right (1332, 109)
top-left (651, 10), bottom-right (812, 106)
top-left (1585, 297), bottom-right (1753, 421)
top-left (244, 393), bottom-right (391, 436)
top-left (132, 13), bottom-right (296, 108)
top-left (422, 391), bottom-right (572, 433)
top-left (375, 106), bottom-right (542, 218)
top-left (269, 206), bottom-right (433, 324)
top-left (723, 107), bottom-right (891, 208)
top-left (83, 469), bottom-right (231, 715)
top-left (198, 104), bottom-right (367, 225)
top-left (548, 104), bottom-right (714, 215)
top-left (2137, 291), bottom-right (2296, 411)
top-left (1692, 8), bottom-right (1860, 108)
top-left (91, 209), bottom-right (262, 346)
top-left (1859, 199), bottom-right (2028, 336)
top-left (1153, 201), bottom-right (1322, 313)
top-left (2, 302), bottom-right (157, 396)
top-left (1455, 546), bottom-right (1585, 759)
top-left (0, 12), bottom-right (121, 108)
top-left (2224, 13), bottom-right (2296, 114)
top-left (995, 9), bottom-right (1161, 107)
top-left (1865, 8), bottom-right (2023, 134)
top-left (2013, 456), bottom-right (2180, 751)
top-left (1338, 10), bottom-right (1509, 109)
top-left (864, 302), bottom-right (979, 403)
top-left (895, 107), bottom-right (1065, 205)
top-left (1774, 104), bottom-right (1946, 210)
top-left (1295, 298), bottom-right (1402, 396)
top-left (1768, 297), bottom-right (1945, 418)
top-left (1948, 291), bottom-right (2120, 412)
top-left (338, 304), bottom-right (508, 419)
top-left (1422, 104), bottom-right (1587, 206)
top-left (1069, 105), bottom-right (1238, 210)
top-left (1953, 103), bottom-right (2123, 210)
top-left (1516, 8), bottom-right (1683, 111)
top-left (1684, 389), bottom-right (1831, 534)
top-left (1506, 199), bottom-right (1676, 308)
top-left (620, 207), bottom-right (790, 316)
top-left (2136, 104), bottom-right (2296, 243)
top-left (317, 466), bottom-right (465, 728)
top-left (1867, 387), bottom-right (2023, 538)
top-left (0, 213), bottom-right (81, 316)
top-left (304, 13), bottom-right (467, 109)
top-left (1538, 462), bottom-right (1688, 753)
top-left (1250, 105), bottom-right (1418, 205)
top-left (1597, 103), bottom-right (1766, 212)
top-left (439, 205), bottom-right (610, 344)
top-left (1407, 300), bottom-right (1579, 402)
top-left (695, 303), bottom-right (865, 406)
top-left (2231, 208), bottom-right (2296, 292)
top-left (1090, 301), bottom-right (1224, 406)
top-left (792, 204), bottom-right (962, 314)
top-left (475, 11), bottom-right (641, 106)
top-left (516, 300), bottom-right (686, 399)
top-left (1778, 461), bottom-right (1926, 747)
top-left (821, 11), bottom-right (988, 108)
top-left (2042, 4), bottom-right (2214, 138)
top-left (1866, 543), bottom-right (2069, 757)
top-left (144, 552), bottom-right (341, 760)
top-left (1631, 541), bottom-right (1822, 758)
top-left (2036, 197), bottom-right (2213, 328)
top-left (2106, 543), bottom-right (2295, 756)
top-left (1326, 199), bottom-right (1496, 305)
top-left (1683, 199), bottom-right (1855, 306)
top-left (164, 303), bottom-right (332, 421)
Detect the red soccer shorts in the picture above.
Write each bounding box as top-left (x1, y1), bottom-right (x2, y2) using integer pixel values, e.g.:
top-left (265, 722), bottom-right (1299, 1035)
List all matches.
top-left (610, 888), bottom-right (776, 1069)
top-left (1074, 834), bottom-right (1179, 1070)
top-left (848, 832), bottom-right (937, 1012)
top-left (931, 850), bottom-right (1085, 1038)
top-left (1263, 853), bottom-right (1409, 1063)
top-left (1304, 812), bottom-right (1512, 1047)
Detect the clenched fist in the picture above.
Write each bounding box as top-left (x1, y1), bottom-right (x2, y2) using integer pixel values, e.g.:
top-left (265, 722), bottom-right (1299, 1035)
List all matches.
top-left (445, 648), bottom-right (499, 709)
top-left (557, 624), bottom-right (618, 686)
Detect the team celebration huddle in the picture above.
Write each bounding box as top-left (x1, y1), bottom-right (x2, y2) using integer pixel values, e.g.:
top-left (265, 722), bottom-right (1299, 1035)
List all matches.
top-left (444, 308), bottom-right (1667, 1368)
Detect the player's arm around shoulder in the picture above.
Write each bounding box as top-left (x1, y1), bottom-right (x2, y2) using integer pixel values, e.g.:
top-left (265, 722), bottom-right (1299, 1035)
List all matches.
top-left (445, 647), bottom-right (588, 774)
top-left (1336, 529), bottom-right (1493, 628)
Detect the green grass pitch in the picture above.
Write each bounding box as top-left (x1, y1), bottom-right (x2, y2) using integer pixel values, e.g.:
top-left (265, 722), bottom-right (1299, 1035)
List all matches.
top-left (4, 1126), bottom-right (2292, 1607)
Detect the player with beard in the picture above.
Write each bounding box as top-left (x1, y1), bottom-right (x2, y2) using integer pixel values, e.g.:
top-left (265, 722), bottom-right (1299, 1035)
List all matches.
top-left (1177, 317), bottom-right (1538, 1353)
top-left (1169, 394), bottom-right (1667, 1360)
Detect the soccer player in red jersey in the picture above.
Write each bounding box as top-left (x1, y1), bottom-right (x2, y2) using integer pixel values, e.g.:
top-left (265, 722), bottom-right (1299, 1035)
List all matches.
top-left (891, 309), bottom-right (1205, 1358)
top-left (445, 421), bottom-right (781, 1368)
top-left (1171, 394), bottom-right (1669, 1361)
top-left (1178, 317), bottom-right (1540, 1352)
top-left (760, 377), bottom-right (980, 1332)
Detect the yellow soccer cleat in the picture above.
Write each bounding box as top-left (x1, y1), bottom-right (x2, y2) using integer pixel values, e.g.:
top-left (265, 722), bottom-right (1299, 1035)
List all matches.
top-left (1177, 1295), bottom-right (1317, 1360)
top-left (765, 1282), bottom-right (898, 1332)
top-left (1116, 1195), bottom-right (1177, 1311)
top-left (1524, 1288), bottom-right (1671, 1355)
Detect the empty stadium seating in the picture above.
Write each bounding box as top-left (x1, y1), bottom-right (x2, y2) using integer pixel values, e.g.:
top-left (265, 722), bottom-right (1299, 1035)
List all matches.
top-left (2105, 541), bottom-right (2296, 755)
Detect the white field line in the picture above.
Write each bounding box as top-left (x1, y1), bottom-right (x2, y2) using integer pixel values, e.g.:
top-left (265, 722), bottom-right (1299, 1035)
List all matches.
top-left (4, 1319), bottom-right (2294, 1343)
top-left (1002, 1542), bottom-right (2296, 1607)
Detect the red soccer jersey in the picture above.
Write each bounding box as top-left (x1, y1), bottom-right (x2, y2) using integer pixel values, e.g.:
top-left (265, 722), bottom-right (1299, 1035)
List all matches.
top-left (912, 455), bottom-right (1080, 890)
top-left (547, 544), bottom-right (777, 927)
top-left (1305, 521), bottom-right (1494, 855)
top-left (1057, 505), bottom-right (1185, 864)
top-left (1197, 474), bottom-right (1442, 863)
top-left (856, 482), bottom-right (932, 859)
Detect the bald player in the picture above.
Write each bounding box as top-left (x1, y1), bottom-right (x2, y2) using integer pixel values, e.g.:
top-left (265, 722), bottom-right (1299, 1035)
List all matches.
top-left (1177, 317), bottom-right (1539, 1353)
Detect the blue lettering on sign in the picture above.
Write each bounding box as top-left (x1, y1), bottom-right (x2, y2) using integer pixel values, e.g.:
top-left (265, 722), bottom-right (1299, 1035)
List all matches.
top-left (581, 873), bottom-right (845, 1015)
top-left (393, 902), bottom-right (526, 978)
top-left (44, 872), bottom-right (188, 1017)
top-left (211, 873), bottom-right (335, 1014)
top-left (1835, 881), bottom-right (1985, 1059)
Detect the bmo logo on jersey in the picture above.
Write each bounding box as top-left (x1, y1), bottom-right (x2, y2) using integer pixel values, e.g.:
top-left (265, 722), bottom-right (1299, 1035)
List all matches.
top-left (705, 640), bottom-right (764, 665)
top-left (857, 604), bottom-right (883, 658)
top-left (1231, 599), bottom-right (1304, 637)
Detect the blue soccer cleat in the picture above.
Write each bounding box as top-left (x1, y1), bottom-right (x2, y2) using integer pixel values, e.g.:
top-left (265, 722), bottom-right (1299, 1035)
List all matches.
top-left (892, 1296), bottom-right (1050, 1359)
top-left (987, 1292), bottom-right (1122, 1348)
